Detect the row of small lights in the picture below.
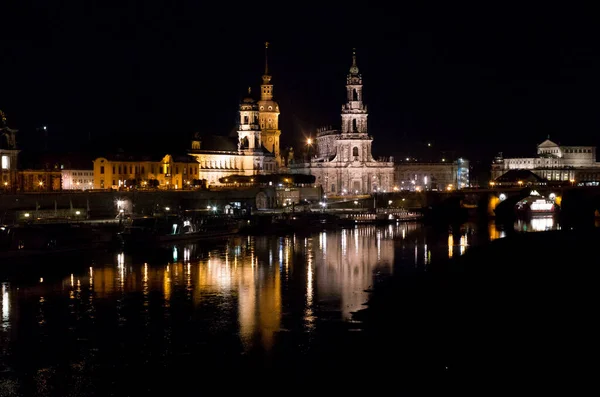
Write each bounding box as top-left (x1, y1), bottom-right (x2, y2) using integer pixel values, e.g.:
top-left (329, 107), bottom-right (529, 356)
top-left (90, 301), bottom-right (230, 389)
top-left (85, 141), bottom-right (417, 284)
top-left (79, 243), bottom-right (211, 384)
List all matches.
top-left (490, 178), bottom-right (575, 187)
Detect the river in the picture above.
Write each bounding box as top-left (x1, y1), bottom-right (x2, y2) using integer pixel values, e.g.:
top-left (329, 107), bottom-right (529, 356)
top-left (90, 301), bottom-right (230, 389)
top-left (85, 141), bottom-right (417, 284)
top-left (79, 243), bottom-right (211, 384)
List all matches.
top-left (0, 215), bottom-right (578, 394)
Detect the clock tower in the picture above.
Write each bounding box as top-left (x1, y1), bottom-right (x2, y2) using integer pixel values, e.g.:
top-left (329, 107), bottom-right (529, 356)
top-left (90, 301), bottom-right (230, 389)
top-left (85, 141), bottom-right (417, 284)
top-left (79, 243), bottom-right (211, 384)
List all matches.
top-left (257, 42), bottom-right (282, 167)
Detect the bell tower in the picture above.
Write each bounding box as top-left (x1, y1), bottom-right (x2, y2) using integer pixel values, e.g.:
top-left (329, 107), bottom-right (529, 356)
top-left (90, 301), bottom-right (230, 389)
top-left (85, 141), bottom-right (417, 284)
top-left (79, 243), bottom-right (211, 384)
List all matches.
top-left (237, 87), bottom-right (262, 152)
top-left (257, 42), bottom-right (282, 167)
top-left (341, 48), bottom-right (368, 135)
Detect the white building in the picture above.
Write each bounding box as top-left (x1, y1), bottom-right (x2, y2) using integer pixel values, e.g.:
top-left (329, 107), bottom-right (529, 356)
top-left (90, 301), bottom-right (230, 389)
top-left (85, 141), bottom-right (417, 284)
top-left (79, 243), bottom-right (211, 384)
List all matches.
top-left (395, 158), bottom-right (470, 191)
top-left (61, 169), bottom-right (94, 190)
top-left (291, 50), bottom-right (394, 195)
top-left (492, 138), bottom-right (600, 183)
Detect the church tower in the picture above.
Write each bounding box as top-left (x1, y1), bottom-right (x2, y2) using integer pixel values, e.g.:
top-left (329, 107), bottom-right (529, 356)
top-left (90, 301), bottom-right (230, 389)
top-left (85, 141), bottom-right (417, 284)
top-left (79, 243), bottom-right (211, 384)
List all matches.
top-left (341, 48), bottom-right (368, 135)
top-left (237, 87), bottom-right (262, 152)
top-left (257, 42), bottom-right (282, 166)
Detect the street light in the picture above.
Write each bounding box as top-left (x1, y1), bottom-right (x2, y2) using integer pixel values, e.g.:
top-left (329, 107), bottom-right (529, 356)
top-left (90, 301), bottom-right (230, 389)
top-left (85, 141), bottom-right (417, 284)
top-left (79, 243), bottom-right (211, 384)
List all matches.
top-left (306, 138), bottom-right (313, 162)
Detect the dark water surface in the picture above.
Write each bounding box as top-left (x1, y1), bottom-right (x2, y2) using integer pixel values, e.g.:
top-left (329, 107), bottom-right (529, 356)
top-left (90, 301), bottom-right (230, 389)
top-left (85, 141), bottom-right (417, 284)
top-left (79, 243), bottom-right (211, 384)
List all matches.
top-left (0, 217), bottom-right (581, 395)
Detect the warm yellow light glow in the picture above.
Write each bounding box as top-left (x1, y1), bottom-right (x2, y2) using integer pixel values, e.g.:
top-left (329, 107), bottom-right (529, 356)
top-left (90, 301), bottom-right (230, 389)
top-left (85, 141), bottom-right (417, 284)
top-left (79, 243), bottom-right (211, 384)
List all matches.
top-left (307, 138), bottom-right (312, 145)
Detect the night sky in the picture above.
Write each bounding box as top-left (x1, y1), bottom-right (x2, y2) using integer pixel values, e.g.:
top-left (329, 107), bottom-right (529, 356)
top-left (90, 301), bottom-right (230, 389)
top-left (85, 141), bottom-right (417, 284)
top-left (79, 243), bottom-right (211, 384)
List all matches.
top-left (2, 2), bottom-right (599, 169)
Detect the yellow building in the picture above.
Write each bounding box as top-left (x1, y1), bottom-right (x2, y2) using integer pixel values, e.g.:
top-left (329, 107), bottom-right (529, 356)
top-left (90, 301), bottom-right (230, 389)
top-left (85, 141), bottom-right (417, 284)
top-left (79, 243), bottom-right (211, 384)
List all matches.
top-left (257, 42), bottom-right (282, 166)
top-left (92, 154), bottom-right (198, 190)
top-left (187, 44), bottom-right (281, 186)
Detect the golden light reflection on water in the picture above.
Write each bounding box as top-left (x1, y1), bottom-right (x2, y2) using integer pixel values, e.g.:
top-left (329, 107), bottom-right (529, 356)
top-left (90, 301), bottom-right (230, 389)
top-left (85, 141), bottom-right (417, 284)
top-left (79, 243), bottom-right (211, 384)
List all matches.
top-left (8, 227), bottom-right (399, 356)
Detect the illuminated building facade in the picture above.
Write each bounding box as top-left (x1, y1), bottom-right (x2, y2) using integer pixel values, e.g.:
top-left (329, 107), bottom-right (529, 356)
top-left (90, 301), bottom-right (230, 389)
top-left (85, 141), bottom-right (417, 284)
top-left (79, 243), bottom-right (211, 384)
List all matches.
top-left (0, 110), bottom-right (20, 192)
top-left (291, 50), bottom-right (394, 194)
top-left (187, 45), bottom-right (280, 186)
top-left (17, 169), bottom-right (61, 191)
top-left (395, 158), bottom-right (470, 191)
top-left (62, 169), bottom-right (94, 190)
top-left (492, 138), bottom-right (600, 183)
top-left (92, 154), bottom-right (198, 189)
top-left (257, 42), bottom-right (282, 167)
top-left (188, 90), bottom-right (277, 186)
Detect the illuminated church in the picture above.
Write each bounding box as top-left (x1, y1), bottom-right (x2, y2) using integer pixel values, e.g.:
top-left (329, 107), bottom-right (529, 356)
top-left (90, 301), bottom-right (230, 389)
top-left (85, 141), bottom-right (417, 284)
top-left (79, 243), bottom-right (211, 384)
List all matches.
top-left (188, 43), bottom-right (281, 186)
top-left (291, 50), bottom-right (395, 194)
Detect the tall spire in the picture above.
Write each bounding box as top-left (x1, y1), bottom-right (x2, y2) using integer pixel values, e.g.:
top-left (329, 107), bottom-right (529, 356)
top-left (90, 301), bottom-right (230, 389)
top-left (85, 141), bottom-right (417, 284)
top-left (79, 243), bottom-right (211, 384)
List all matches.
top-left (349, 48), bottom-right (359, 75)
top-left (264, 41), bottom-right (269, 75)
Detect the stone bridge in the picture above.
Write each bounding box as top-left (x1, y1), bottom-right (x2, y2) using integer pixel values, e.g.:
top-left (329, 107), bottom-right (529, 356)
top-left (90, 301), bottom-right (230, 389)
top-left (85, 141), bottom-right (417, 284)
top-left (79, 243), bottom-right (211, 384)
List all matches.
top-left (423, 186), bottom-right (600, 225)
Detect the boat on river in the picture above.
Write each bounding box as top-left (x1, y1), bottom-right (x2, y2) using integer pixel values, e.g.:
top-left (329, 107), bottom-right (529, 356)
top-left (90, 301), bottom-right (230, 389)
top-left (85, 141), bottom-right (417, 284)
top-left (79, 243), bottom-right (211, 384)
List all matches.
top-left (515, 190), bottom-right (558, 216)
top-left (117, 214), bottom-right (242, 246)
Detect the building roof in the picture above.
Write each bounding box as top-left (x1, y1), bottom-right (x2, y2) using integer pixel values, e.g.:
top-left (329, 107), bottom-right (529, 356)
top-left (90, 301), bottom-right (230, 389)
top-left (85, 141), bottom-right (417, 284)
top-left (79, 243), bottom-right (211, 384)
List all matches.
top-left (537, 139), bottom-right (559, 148)
top-left (99, 152), bottom-right (196, 163)
top-left (196, 135), bottom-right (238, 152)
top-left (494, 169), bottom-right (548, 183)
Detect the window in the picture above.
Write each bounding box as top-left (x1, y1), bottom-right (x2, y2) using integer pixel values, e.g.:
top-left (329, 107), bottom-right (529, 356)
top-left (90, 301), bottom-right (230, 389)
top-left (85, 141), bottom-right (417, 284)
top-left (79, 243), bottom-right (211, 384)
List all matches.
top-left (244, 115), bottom-right (249, 124)
top-left (100, 166), bottom-right (105, 174)
top-left (118, 166), bottom-right (121, 174)
top-left (176, 166), bottom-right (179, 174)
top-left (112, 166), bottom-right (115, 173)
top-left (112, 180), bottom-right (116, 185)
top-left (1, 155), bottom-right (10, 170)
top-left (141, 166), bottom-right (145, 174)
top-left (353, 147), bottom-right (359, 157)
top-left (352, 119), bottom-right (358, 131)
top-left (129, 165), bottom-right (132, 174)
top-left (331, 183), bottom-right (335, 192)
top-left (353, 88), bottom-right (358, 101)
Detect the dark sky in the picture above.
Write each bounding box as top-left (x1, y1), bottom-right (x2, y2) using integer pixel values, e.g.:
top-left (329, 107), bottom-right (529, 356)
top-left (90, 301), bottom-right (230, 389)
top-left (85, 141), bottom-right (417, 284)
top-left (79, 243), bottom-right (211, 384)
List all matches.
top-left (1, 2), bottom-right (599, 165)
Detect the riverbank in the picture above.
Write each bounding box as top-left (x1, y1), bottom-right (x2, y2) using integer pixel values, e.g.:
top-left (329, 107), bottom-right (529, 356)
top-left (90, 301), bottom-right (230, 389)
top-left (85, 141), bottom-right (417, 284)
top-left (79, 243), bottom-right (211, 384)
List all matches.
top-left (354, 227), bottom-right (599, 389)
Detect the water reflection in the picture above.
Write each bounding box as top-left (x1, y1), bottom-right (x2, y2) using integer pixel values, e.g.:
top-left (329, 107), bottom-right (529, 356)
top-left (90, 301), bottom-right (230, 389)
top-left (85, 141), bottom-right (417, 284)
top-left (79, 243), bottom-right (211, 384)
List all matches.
top-left (0, 224), bottom-right (476, 394)
top-left (313, 227), bottom-right (394, 320)
top-left (2, 283), bottom-right (9, 327)
top-left (514, 215), bottom-right (559, 232)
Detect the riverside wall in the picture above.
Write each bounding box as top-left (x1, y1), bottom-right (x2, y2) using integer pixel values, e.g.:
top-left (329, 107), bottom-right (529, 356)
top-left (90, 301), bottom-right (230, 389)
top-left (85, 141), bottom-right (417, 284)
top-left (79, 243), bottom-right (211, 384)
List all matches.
top-left (0, 188), bottom-right (279, 220)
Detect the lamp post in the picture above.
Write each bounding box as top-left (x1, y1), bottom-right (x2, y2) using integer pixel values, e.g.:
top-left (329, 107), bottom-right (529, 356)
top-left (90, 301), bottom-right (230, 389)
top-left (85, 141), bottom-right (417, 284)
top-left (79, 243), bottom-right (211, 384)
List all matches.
top-left (306, 138), bottom-right (313, 162)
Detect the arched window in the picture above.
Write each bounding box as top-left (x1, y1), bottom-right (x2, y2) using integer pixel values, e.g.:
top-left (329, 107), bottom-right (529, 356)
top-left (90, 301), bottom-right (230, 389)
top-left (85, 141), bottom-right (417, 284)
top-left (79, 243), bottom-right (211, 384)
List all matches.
top-left (353, 147), bottom-right (359, 157)
top-left (353, 89), bottom-right (358, 101)
top-left (244, 115), bottom-right (249, 124)
top-left (352, 119), bottom-right (358, 132)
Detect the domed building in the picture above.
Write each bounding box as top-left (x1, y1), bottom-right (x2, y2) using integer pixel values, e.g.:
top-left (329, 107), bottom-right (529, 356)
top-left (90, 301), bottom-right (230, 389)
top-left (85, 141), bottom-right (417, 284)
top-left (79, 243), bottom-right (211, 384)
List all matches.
top-left (187, 44), bottom-right (281, 186)
top-left (188, 86), bottom-right (277, 186)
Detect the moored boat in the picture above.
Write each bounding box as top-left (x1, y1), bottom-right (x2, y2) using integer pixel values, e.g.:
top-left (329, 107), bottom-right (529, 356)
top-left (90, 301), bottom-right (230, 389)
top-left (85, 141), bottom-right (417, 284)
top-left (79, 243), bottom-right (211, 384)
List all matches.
top-left (117, 214), bottom-right (241, 246)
